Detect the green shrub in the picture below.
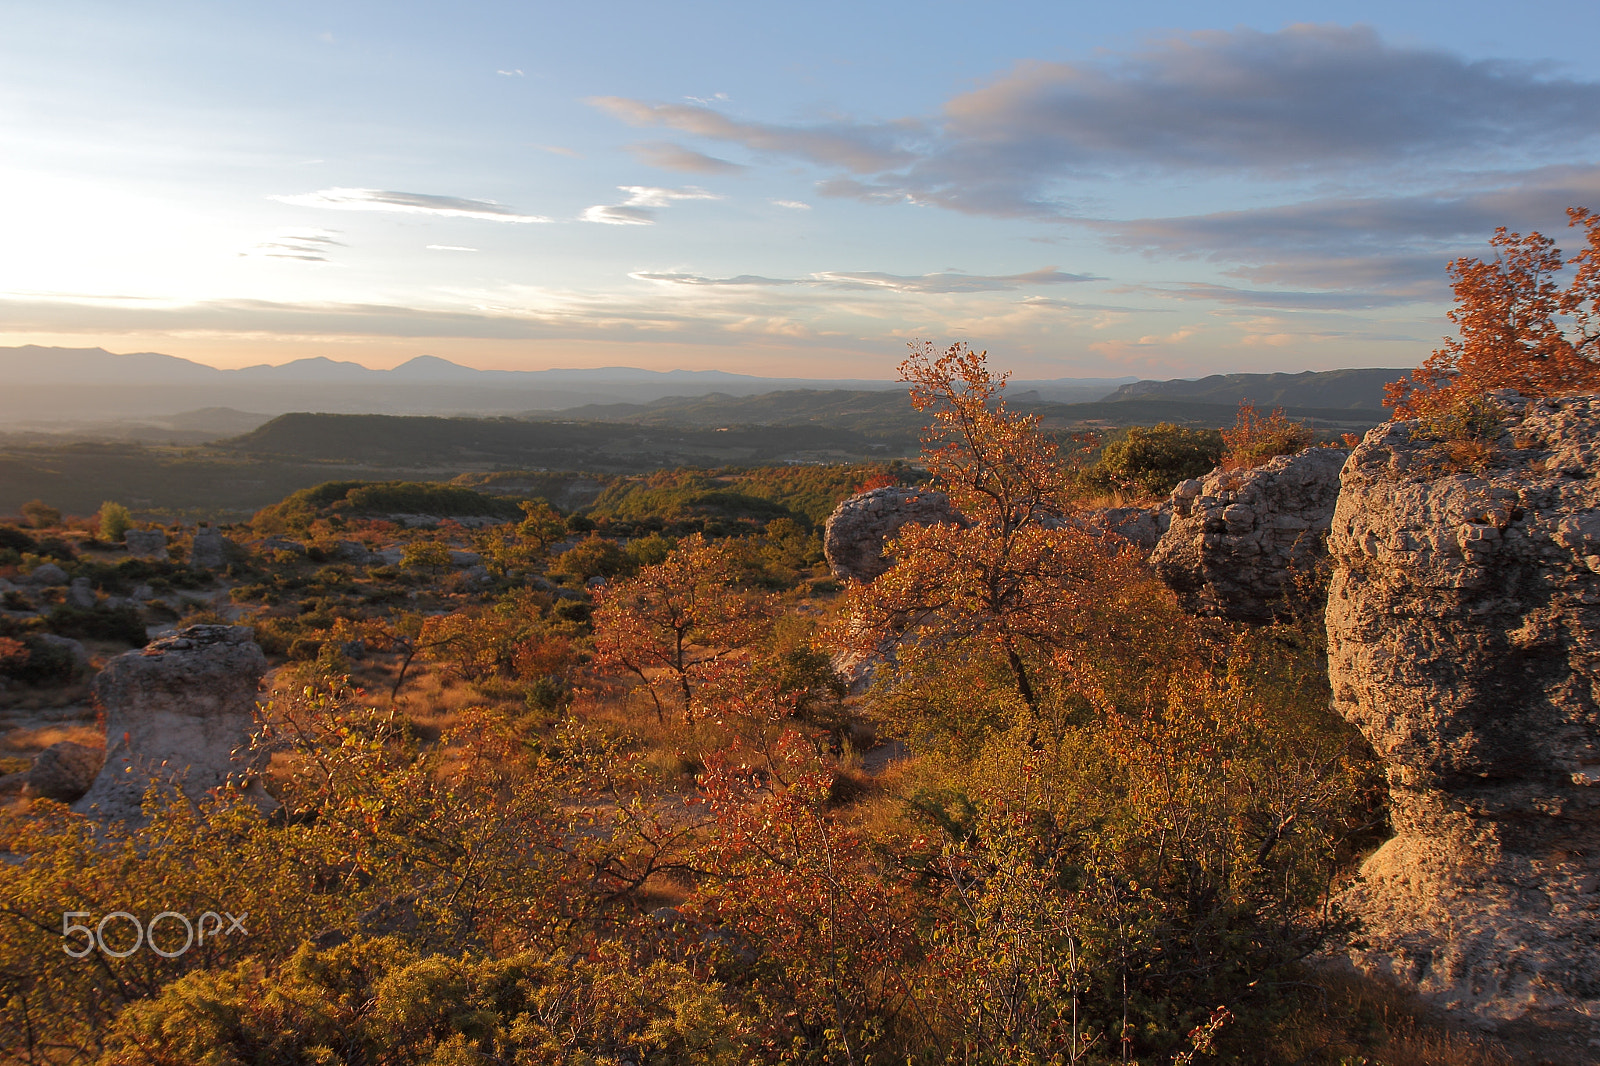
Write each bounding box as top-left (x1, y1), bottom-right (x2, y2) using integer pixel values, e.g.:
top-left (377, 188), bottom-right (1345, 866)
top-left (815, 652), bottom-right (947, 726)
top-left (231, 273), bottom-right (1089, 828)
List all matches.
top-left (1085, 423), bottom-right (1224, 495)
top-left (45, 604), bottom-right (147, 646)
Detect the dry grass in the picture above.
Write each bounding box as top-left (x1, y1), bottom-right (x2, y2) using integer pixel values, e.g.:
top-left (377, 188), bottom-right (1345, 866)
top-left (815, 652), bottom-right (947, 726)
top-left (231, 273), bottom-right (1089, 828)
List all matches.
top-left (1254, 967), bottom-right (1594, 1066)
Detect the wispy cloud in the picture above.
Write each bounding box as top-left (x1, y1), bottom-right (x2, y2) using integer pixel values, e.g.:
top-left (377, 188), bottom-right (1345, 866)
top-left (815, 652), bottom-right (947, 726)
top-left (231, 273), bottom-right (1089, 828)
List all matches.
top-left (1095, 164), bottom-right (1600, 291)
top-left (630, 266), bottom-right (1097, 293)
top-left (496, 68), bottom-right (524, 77)
top-left (426, 245), bottom-right (479, 252)
top-left (240, 230), bottom-right (345, 262)
top-left (271, 187), bottom-right (550, 223)
top-left (627, 141), bottom-right (746, 174)
top-left (771, 200), bottom-right (811, 210)
top-left (685, 92), bottom-right (730, 105)
top-left (589, 96), bottom-right (921, 173)
top-left (581, 186), bottom-right (721, 225)
top-left (594, 26), bottom-right (1600, 221)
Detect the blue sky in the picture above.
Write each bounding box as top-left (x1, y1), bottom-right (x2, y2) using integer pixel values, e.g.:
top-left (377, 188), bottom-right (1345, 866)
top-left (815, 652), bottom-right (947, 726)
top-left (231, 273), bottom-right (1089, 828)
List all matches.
top-left (3, 1), bottom-right (1599, 379)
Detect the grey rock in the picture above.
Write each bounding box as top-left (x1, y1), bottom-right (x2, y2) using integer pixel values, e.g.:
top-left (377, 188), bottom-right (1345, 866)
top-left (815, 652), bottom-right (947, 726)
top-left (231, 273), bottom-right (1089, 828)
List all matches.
top-left (1150, 447), bottom-right (1347, 622)
top-left (256, 537), bottom-right (305, 555)
top-left (1074, 505), bottom-right (1169, 550)
top-left (124, 529), bottom-right (168, 559)
top-left (25, 741), bottom-right (104, 802)
top-left (66, 577), bottom-right (96, 609)
top-left (1326, 393), bottom-right (1600, 1035)
top-left (823, 487), bottom-right (963, 583)
top-left (447, 550), bottom-right (482, 568)
top-left (129, 584), bottom-right (153, 602)
top-left (190, 529), bottom-right (227, 569)
top-left (73, 625), bottom-right (272, 822)
top-left (333, 540), bottom-right (377, 564)
top-left (26, 562), bottom-right (68, 586)
top-left (33, 633), bottom-right (90, 676)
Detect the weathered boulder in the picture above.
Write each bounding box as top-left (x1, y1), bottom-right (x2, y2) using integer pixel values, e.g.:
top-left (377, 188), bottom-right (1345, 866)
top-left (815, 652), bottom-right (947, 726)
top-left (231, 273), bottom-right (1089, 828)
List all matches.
top-left (1326, 393), bottom-right (1600, 1035)
top-left (1150, 447), bottom-right (1347, 622)
top-left (66, 577), bottom-right (95, 609)
top-left (33, 633), bottom-right (90, 677)
top-left (73, 624), bottom-right (271, 822)
top-left (1074, 505), bottom-right (1169, 550)
top-left (332, 540), bottom-right (378, 564)
top-left (823, 487), bottom-right (962, 583)
top-left (26, 562), bottom-right (68, 586)
top-left (124, 529), bottom-right (168, 559)
top-left (25, 740), bottom-right (104, 802)
top-left (190, 528), bottom-right (227, 568)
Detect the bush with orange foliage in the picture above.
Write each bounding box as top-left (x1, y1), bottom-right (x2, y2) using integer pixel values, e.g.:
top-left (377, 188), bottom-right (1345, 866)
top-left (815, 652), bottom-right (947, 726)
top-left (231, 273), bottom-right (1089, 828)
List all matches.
top-left (1219, 399), bottom-right (1315, 470)
top-left (1387, 207), bottom-right (1600, 418)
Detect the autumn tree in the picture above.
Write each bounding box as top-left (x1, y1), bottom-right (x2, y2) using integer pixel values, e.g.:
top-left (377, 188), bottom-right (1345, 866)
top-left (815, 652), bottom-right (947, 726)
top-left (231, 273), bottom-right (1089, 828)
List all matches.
top-left (834, 342), bottom-right (1144, 713)
top-left (592, 533), bottom-right (778, 722)
top-left (1387, 207), bottom-right (1600, 417)
top-left (475, 498), bottom-right (567, 577)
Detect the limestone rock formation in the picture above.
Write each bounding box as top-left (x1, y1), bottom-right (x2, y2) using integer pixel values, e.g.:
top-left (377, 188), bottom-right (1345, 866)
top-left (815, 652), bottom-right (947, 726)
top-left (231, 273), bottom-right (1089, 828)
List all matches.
top-left (25, 740), bottom-right (104, 802)
top-left (823, 487), bottom-right (962, 583)
top-left (73, 624), bottom-right (271, 821)
top-left (26, 562), bottom-right (68, 586)
top-left (1074, 505), bottom-right (1169, 550)
top-left (1326, 393), bottom-right (1600, 1035)
top-left (66, 577), bottom-right (95, 609)
top-left (124, 529), bottom-right (168, 560)
top-left (1149, 447), bottom-right (1347, 622)
top-left (190, 528), bottom-right (227, 568)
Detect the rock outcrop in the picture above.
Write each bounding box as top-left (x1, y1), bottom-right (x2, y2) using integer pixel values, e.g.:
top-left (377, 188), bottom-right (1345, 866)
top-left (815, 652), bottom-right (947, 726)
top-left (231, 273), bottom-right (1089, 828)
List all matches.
top-left (1074, 505), bottom-right (1169, 550)
top-left (823, 487), bottom-right (962, 583)
top-left (1150, 447), bottom-right (1347, 622)
top-left (124, 529), bottom-right (168, 560)
top-left (26, 562), bottom-right (68, 586)
top-left (1327, 393), bottom-right (1600, 1035)
top-left (26, 740), bottom-right (104, 802)
top-left (73, 625), bottom-right (271, 822)
top-left (190, 528), bottom-right (227, 568)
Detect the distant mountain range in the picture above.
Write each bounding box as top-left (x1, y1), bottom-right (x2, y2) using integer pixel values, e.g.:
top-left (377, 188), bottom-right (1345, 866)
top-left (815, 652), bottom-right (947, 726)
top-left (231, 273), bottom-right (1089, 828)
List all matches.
top-left (0, 346), bottom-right (1135, 424)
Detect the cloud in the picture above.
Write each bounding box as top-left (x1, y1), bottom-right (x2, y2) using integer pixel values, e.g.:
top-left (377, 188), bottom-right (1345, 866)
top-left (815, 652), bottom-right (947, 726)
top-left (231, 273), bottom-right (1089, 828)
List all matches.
top-left (426, 245), bottom-right (478, 252)
top-left (627, 141), bottom-right (746, 174)
top-left (771, 200), bottom-right (811, 210)
top-left (593, 27), bottom-right (1600, 220)
top-left (581, 185), bottom-right (721, 226)
top-left (271, 188), bottom-right (550, 223)
top-left (496, 69), bottom-right (524, 77)
top-left (630, 267), bottom-right (1098, 293)
top-left (588, 96), bottom-right (921, 173)
top-left (1137, 283), bottom-right (1422, 311)
top-left (685, 92), bottom-right (730, 105)
top-left (1096, 164), bottom-right (1600, 291)
top-left (240, 230), bottom-right (345, 262)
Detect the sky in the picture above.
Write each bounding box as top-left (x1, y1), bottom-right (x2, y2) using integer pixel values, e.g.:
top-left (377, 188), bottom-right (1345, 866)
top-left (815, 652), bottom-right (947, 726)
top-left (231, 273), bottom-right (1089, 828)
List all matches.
top-left (3, 1), bottom-right (1600, 380)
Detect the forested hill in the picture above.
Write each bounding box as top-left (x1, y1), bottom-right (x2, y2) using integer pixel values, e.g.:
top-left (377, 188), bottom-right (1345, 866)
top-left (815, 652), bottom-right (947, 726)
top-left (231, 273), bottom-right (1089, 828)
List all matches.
top-left (1107, 367), bottom-right (1405, 409)
top-left (220, 412), bottom-right (916, 469)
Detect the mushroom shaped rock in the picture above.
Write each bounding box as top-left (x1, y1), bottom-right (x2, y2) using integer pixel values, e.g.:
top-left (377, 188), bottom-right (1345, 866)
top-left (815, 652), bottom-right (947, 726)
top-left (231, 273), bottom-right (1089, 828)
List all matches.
top-left (73, 624), bottom-right (272, 822)
top-left (1326, 393), bottom-right (1600, 1036)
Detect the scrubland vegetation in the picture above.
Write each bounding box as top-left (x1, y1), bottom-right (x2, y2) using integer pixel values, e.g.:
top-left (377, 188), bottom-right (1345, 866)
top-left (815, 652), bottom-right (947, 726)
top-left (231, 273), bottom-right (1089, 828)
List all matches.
top-left (0, 338), bottom-right (1534, 1066)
